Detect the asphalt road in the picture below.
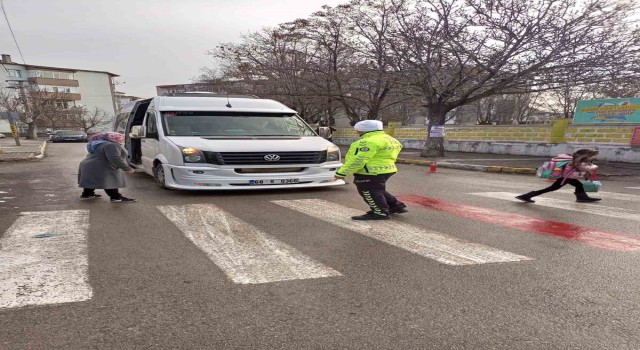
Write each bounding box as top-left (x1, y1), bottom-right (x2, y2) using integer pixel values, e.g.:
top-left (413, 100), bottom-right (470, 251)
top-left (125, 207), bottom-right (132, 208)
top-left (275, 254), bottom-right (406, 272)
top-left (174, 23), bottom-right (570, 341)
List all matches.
top-left (1, 143), bottom-right (639, 350)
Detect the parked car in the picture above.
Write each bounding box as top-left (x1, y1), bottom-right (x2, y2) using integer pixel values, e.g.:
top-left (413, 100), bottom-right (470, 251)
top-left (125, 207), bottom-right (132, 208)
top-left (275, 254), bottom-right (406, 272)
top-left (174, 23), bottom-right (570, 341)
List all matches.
top-left (50, 130), bottom-right (88, 142)
top-left (123, 93), bottom-right (345, 190)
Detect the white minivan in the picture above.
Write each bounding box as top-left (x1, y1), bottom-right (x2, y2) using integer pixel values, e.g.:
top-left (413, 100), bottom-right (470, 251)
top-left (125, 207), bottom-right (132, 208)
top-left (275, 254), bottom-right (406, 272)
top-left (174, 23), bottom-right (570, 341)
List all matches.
top-left (122, 93), bottom-right (345, 190)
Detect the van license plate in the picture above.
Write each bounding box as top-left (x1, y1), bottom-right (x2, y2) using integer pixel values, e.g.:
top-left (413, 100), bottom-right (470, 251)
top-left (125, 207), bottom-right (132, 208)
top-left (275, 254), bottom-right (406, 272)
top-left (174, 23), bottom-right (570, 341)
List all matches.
top-left (250, 179), bottom-right (300, 185)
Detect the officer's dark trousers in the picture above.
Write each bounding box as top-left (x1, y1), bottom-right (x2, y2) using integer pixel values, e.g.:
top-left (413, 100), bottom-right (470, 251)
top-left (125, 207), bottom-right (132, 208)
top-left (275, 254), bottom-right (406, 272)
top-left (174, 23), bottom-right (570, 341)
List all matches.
top-left (353, 173), bottom-right (404, 215)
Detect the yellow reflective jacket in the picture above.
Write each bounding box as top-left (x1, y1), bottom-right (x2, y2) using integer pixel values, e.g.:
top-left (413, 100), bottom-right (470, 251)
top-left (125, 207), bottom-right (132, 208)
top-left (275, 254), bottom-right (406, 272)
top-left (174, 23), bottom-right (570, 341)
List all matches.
top-left (336, 131), bottom-right (403, 176)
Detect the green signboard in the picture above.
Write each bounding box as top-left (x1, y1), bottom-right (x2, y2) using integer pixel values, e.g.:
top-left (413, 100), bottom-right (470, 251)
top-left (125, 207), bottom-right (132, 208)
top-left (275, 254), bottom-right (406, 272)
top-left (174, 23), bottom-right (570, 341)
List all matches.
top-left (573, 98), bottom-right (640, 124)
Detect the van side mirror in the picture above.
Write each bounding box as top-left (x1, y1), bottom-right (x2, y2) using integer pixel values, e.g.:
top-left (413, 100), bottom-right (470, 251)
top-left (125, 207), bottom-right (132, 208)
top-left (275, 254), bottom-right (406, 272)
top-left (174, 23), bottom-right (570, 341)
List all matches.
top-left (130, 125), bottom-right (146, 139)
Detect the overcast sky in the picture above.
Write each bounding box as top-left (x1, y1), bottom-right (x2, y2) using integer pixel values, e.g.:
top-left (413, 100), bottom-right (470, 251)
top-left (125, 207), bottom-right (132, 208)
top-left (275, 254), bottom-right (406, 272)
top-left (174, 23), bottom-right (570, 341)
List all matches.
top-left (0, 0), bottom-right (346, 98)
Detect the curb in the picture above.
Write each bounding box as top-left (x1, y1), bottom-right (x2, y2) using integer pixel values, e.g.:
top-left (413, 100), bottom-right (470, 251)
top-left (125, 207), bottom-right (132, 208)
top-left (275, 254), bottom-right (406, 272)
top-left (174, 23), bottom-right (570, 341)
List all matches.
top-left (34, 141), bottom-right (48, 159)
top-left (396, 158), bottom-right (537, 175)
top-left (0, 141), bottom-right (48, 163)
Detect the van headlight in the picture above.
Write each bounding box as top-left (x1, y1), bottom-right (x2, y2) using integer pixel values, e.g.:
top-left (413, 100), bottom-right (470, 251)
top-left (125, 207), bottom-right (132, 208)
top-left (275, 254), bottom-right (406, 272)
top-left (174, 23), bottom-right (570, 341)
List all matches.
top-left (181, 147), bottom-right (205, 163)
top-left (326, 145), bottom-right (340, 162)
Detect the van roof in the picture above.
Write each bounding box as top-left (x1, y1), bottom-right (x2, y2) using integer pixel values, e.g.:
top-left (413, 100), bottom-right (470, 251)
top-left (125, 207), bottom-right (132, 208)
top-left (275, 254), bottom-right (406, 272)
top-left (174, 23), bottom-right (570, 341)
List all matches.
top-left (150, 96), bottom-right (298, 114)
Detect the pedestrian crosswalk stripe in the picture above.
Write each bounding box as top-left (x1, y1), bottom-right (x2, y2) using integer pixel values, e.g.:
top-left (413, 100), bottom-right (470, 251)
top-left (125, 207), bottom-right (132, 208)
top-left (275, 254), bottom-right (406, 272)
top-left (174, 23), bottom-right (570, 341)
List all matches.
top-left (471, 192), bottom-right (640, 222)
top-left (158, 204), bottom-right (342, 284)
top-left (558, 190), bottom-right (640, 202)
top-left (0, 210), bottom-right (92, 309)
top-left (625, 187), bottom-right (640, 190)
top-left (400, 195), bottom-right (640, 251)
top-left (272, 199), bottom-right (531, 266)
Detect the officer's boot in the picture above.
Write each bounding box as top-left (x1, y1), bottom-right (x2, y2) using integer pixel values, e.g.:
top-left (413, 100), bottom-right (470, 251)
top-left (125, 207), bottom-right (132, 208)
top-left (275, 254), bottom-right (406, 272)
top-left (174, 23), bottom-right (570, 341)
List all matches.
top-left (351, 211), bottom-right (390, 221)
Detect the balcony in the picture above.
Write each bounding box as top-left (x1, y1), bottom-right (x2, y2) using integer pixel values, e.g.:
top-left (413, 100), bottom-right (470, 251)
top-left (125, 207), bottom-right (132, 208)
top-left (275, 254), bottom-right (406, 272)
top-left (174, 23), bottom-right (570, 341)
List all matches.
top-left (28, 77), bottom-right (79, 87)
top-left (41, 92), bottom-right (81, 101)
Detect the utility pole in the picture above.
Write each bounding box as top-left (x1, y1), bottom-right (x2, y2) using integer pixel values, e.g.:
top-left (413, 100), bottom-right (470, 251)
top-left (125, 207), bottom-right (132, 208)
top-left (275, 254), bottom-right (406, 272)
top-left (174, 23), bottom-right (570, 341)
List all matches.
top-left (8, 110), bottom-right (19, 145)
top-left (5, 77), bottom-right (31, 142)
top-left (3, 78), bottom-right (27, 145)
top-left (0, 111), bottom-right (20, 145)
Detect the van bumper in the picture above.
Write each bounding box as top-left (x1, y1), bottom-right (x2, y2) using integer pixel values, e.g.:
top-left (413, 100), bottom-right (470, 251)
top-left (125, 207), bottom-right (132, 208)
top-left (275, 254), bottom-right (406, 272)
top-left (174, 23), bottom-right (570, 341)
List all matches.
top-left (161, 163), bottom-right (347, 190)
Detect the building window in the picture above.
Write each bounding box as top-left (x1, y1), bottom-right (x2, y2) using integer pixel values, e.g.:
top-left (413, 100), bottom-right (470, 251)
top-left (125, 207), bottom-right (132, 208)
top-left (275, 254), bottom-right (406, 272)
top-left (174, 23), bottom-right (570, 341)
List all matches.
top-left (54, 101), bottom-right (70, 109)
top-left (7, 69), bottom-right (22, 78)
top-left (28, 70), bottom-right (75, 80)
top-left (52, 71), bottom-right (74, 79)
top-left (38, 85), bottom-right (77, 93)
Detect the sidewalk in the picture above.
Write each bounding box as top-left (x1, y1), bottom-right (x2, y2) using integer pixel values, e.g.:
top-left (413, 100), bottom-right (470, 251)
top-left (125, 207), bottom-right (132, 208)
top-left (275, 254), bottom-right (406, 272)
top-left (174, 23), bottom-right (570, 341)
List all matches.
top-left (0, 138), bottom-right (48, 162)
top-left (339, 146), bottom-right (640, 177)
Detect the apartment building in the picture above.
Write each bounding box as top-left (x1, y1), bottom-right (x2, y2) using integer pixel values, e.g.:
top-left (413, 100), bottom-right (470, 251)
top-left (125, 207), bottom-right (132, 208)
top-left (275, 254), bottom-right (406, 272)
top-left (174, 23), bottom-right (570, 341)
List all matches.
top-left (0, 53), bottom-right (119, 133)
top-left (115, 91), bottom-right (140, 104)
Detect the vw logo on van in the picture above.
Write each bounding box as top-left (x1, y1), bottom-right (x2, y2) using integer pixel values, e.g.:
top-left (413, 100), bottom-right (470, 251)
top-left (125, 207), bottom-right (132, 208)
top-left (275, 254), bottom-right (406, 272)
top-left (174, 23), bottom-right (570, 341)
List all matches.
top-left (264, 154), bottom-right (281, 162)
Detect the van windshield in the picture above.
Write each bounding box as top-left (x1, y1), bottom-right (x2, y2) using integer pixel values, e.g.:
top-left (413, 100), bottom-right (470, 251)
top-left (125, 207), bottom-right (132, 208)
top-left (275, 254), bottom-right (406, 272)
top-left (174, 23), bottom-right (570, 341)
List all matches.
top-left (161, 112), bottom-right (316, 137)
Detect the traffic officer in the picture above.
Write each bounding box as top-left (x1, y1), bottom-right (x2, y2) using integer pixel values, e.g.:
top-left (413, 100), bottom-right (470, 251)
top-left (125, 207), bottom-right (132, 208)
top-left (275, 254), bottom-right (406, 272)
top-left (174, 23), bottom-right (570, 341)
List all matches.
top-left (335, 120), bottom-right (407, 220)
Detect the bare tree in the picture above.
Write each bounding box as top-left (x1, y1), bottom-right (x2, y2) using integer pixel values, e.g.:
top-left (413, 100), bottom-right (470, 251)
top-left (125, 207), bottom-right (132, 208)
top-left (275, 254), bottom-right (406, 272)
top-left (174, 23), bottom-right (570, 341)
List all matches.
top-left (511, 93), bottom-right (541, 124)
top-left (68, 106), bottom-right (111, 134)
top-left (591, 70), bottom-right (640, 99)
top-left (301, 1), bottom-right (408, 123)
top-left (203, 0), bottom-right (413, 125)
top-left (208, 24), bottom-right (329, 123)
top-left (0, 84), bottom-right (68, 139)
top-left (543, 85), bottom-right (593, 119)
top-left (543, 66), bottom-right (640, 120)
top-left (388, 0), bottom-right (640, 157)
top-left (473, 96), bottom-right (496, 125)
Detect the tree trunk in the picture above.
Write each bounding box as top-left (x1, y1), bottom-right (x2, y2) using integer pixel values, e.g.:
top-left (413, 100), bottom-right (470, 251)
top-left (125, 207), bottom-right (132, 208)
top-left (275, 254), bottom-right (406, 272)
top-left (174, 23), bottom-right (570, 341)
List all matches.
top-left (26, 122), bottom-right (38, 140)
top-left (420, 105), bottom-right (448, 158)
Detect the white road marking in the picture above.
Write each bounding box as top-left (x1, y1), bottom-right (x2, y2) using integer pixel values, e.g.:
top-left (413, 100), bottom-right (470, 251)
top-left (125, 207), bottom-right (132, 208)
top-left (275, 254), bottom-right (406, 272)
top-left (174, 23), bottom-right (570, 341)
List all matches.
top-left (471, 192), bottom-right (640, 221)
top-left (626, 187), bottom-right (640, 190)
top-left (0, 210), bottom-right (92, 309)
top-left (452, 177), bottom-right (640, 202)
top-left (557, 190), bottom-right (640, 202)
top-left (272, 199), bottom-right (531, 266)
top-left (158, 204), bottom-right (341, 284)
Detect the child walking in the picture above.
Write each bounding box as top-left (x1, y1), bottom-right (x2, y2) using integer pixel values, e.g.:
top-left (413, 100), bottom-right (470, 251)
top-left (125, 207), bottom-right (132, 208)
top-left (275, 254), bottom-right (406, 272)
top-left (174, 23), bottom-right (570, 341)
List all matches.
top-left (516, 149), bottom-right (601, 203)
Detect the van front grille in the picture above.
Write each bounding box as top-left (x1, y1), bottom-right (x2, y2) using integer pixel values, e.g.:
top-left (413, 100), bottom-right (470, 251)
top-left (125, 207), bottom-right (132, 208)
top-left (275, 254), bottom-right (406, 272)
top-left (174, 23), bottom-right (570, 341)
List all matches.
top-left (235, 167), bottom-right (305, 173)
top-left (203, 151), bottom-right (327, 165)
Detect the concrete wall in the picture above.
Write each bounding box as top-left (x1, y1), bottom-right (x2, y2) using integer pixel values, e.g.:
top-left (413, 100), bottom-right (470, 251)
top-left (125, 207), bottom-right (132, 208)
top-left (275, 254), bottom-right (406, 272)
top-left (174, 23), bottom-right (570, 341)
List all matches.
top-left (444, 125), bottom-right (551, 142)
top-left (564, 125), bottom-right (634, 144)
top-left (0, 119), bottom-right (10, 133)
top-left (333, 123), bottom-right (640, 163)
top-left (75, 71), bottom-right (117, 131)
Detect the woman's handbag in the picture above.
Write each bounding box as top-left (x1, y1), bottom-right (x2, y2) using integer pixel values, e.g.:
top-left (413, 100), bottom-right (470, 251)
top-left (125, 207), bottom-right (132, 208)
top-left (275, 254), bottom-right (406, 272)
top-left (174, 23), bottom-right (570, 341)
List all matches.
top-left (581, 181), bottom-right (602, 193)
top-left (581, 170), bottom-right (601, 193)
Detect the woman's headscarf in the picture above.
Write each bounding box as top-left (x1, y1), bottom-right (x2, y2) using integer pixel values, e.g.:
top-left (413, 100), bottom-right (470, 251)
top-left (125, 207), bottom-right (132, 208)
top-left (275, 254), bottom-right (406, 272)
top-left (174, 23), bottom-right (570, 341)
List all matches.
top-left (89, 132), bottom-right (125, 143)
top-left (87, 132), bottom-right (125, 153)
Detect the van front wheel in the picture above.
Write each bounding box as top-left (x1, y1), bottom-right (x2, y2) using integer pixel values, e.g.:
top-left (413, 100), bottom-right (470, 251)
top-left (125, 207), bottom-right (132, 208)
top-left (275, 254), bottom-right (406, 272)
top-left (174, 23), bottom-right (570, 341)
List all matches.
top-left (153, 163), bottom-right (169, 189)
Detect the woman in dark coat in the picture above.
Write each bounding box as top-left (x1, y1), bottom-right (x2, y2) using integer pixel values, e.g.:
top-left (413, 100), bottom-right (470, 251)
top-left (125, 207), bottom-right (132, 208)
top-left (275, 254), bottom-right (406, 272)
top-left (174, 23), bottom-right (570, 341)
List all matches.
top-left (78, 132), bottom-right (136, 202)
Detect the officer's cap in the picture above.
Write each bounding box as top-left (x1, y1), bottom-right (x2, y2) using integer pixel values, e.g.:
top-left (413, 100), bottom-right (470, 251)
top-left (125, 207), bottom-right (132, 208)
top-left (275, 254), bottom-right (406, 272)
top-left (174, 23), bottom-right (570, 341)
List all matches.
top-left (354, 120), bottom-right (383, 132)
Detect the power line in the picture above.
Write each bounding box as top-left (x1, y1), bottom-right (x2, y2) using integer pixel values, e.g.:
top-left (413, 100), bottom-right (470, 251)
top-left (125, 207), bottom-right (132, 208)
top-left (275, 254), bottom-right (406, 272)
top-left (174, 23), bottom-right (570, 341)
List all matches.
top-left (1, 0), bottom-right (25, 64)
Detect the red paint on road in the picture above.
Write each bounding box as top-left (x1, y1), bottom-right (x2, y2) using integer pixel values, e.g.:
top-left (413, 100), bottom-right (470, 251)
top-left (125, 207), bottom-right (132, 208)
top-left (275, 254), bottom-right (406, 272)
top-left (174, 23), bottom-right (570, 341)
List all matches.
top-left (399, 195), bottom-right (640, 251)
